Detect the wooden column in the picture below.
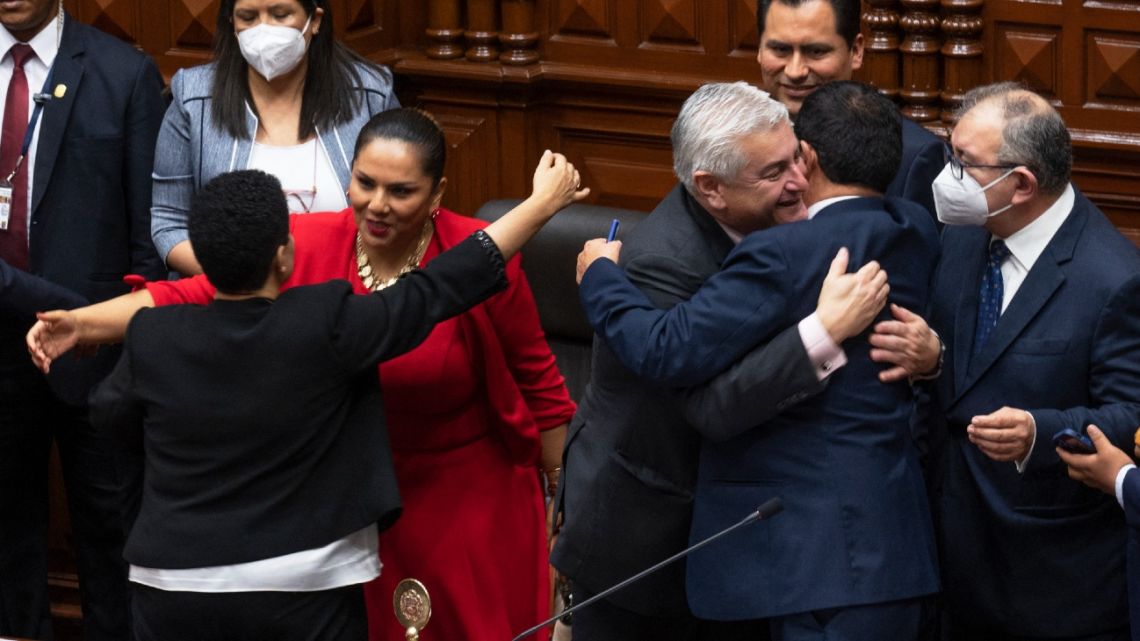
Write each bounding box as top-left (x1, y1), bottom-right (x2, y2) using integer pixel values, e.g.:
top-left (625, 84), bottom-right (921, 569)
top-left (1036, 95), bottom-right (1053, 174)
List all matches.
top-left (940, 0), bottom-right (984, 123)
top-left (500, 0), bottom-right (540, 65)
top-left (899, 0), bottom-right (943, 121)
top-left (466, 0), bottom-right (500, 62)
top-left (862, 0), bottom-right (903, 100)
top-left (427, 0), bottom-right (465, 60)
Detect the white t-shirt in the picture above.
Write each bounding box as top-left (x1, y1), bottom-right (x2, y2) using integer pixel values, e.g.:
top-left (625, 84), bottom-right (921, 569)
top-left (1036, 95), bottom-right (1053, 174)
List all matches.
top-left (129, 524), bottom-right (380, 593)
top-left (249, 138), bottom-right (348, 214)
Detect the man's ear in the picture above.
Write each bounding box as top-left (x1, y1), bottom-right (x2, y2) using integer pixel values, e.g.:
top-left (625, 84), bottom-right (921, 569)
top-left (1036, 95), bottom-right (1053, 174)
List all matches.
top-left (800, 140), bottom-right (818, 177)
top-left (1010, 167), bottom-right (1039, 207)
top-left (849, 32), bottom-right (865, 73)
top-left (692, 171), bottom-right (727, 210)
top-left (274, 234), bottom-right (296, 283)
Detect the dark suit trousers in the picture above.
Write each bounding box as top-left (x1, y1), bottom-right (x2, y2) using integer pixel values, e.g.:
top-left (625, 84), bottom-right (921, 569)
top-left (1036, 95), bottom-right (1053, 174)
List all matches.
top-left (0, 357), bottom-right (132, 641)
top-left (942, 617), bottom-right (1129, 641)
top-left (771, 597), bottom-right (934, 641)
top-left (132, 584), bottom-right (366, 641)
top-left (570, 585), bottom-right (768, 641)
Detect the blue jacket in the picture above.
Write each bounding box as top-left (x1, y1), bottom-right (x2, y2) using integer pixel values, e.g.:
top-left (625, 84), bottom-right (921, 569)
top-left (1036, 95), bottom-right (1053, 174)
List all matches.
top-left (929, 188), bottom-right (1140, 636)
top-left (149, 61), bottom-right (398, 262)
top-left (578, 196), bottom-right (942, 619)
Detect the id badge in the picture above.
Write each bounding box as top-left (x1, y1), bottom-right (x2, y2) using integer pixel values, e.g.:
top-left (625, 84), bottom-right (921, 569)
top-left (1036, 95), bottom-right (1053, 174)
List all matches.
top-left (0, 179), bottom-right (12, 231)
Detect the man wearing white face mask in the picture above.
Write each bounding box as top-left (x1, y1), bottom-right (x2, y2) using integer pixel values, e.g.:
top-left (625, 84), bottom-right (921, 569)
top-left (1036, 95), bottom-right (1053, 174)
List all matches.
top-left (150, 0), bottom-right (399, 277)
top-left (875, 81), bottom-right (1140, 640)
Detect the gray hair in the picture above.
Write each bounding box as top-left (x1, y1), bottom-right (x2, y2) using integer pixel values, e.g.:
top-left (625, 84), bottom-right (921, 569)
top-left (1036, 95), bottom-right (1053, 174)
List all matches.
top-left (672, 82), bottom-right (790, 193)
top-left (955, 81), bottom-right (1072, 195)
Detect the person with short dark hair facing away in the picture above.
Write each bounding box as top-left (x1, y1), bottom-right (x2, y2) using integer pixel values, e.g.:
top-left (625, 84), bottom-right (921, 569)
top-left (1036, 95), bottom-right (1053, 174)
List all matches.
top-left (82, 160), bottom-right (581, 641)
top-left (28, 109), bottom-right (587, 641)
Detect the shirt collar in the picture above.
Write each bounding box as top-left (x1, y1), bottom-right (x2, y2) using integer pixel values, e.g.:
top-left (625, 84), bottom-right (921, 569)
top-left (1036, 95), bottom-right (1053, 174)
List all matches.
top-left (715, 220), bottom-right (744, 245)
top-left (997, 183), bottom-right (1074, 272)
top-left (1, 11), bottom-right (63, 69)
top-left (807, 195), bottom-right (859, 219)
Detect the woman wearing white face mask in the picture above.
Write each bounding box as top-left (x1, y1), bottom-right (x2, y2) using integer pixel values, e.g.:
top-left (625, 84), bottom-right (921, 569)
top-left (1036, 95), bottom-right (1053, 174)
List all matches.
top-left (150, 0), bottom-right (399, 276)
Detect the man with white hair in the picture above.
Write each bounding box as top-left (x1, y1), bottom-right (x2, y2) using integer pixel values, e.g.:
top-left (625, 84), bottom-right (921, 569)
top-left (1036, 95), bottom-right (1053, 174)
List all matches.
top-left (552, 81), bottom-right (887, 640)
top-left (576, 80), bottom-right (942, 640)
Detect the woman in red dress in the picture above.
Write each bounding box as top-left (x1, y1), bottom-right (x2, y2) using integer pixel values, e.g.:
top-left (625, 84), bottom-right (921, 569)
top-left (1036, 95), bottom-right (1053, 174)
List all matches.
top-left (119, 109), bottom-right (574, 640)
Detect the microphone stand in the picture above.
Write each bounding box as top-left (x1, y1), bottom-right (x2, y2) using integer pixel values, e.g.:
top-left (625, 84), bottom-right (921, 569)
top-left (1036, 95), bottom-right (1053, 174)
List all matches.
top-left (511, 497), bottom-right (783, 641)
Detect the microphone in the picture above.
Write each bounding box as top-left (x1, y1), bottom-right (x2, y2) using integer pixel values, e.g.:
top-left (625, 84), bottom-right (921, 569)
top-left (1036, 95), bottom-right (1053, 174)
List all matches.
top-left (511, 497), bottom-right (783, 641)
top-left (33, 93), bottom-right (52, 104)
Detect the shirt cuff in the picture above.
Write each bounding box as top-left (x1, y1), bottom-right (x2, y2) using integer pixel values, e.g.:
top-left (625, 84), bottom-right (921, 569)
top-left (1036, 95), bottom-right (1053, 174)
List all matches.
top-left (798, 312), bottom-right (847, 382)
top-left (1116, 464), bottom-right (1137, 509)
top-left (909, 329), bottom-right (945, 382)
top-left (1015, 411), bottom-right (1037, 474)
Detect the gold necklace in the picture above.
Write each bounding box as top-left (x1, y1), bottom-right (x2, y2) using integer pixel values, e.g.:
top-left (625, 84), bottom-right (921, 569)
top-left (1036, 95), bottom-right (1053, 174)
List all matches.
top-left (355, 219), bottom-right (434, 291)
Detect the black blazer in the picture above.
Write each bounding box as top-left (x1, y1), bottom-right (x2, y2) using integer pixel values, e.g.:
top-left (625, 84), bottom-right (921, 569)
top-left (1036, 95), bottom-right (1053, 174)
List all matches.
top-left (552, 185), bottom-right (821, 615)
top-left (89, 237), bottom-right (506, 569)
top-left (0, 15), bottom-right (165, 401)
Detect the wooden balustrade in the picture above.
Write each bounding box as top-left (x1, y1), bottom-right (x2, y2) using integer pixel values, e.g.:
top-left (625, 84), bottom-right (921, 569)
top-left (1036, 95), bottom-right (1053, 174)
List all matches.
top-left (862, 0), bottom-right (903, 101)
top-left (427, 0), bottom-right (465, 60)
top-left (939, 0), bottom-right (984, 123)
top-left (500, 0), bottom-right (540, 65)
top-left (466, 0), bottom-right (500, 62)
top-left (899, 0), bottom-right (943, 122)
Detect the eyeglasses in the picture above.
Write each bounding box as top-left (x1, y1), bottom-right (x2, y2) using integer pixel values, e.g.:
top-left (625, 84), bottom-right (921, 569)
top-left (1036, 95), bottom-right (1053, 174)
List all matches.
top-left (943, 144), bottom-right (1019, 180)
top-left (284, 188), bottom-right (317, 213)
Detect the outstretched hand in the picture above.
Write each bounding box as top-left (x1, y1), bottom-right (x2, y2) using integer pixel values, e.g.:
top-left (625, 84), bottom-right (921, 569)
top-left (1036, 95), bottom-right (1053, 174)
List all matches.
top-left (815, 248), bottom-right (889, 344)
top-left (26, 310), bottom-right (80, 374)
top-left (1057, 425), bottom-right (1134, 496)
top-left (531, 150), bottom-right (590, 212)
top-left (576, 238), bottom-right (622, 284)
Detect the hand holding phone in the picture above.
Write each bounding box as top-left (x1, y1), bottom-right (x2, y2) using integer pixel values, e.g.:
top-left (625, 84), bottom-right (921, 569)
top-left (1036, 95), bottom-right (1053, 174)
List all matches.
top-left (1052, 428), bottom-right (1096, 455)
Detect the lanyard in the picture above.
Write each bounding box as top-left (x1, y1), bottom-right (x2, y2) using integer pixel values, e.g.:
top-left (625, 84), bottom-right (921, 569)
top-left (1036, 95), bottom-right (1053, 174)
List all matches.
top-left (4, 63), bottom-right (56, 183)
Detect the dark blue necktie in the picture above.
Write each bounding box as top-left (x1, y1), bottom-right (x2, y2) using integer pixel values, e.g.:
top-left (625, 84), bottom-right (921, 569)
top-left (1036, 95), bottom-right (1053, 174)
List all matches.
top-left (974, 239), bottom-right (1010, 355)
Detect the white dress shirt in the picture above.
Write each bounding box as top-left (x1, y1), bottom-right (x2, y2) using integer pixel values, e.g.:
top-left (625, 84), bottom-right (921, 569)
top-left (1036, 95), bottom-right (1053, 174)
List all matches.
top-left (990, 184), bottom-right (1075, 472)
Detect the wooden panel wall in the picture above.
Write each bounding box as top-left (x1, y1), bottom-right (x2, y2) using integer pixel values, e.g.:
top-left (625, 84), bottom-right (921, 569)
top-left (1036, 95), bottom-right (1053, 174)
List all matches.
top-left (44, 0), bottom-right (1140, 636)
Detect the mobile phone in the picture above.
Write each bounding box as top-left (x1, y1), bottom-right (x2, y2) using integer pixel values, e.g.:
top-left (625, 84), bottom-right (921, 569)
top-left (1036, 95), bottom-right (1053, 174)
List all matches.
top-left (1053, 428), bottom-right (1096, 455)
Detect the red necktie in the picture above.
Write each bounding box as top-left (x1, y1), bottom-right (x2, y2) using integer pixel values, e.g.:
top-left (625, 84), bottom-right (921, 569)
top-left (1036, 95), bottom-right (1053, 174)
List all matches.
top-left (1, 43), bottom-right (35, 270)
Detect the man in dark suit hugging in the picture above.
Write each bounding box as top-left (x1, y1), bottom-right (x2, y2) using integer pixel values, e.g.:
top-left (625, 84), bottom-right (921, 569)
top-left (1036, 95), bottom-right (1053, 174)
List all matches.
top-left (577, 81), bottom-right (941, 640)
top-left (552, 80), bottom-right (894, 641)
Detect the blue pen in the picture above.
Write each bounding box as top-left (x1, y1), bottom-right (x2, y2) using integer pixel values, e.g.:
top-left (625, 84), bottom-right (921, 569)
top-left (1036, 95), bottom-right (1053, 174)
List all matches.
top-left (607, 219), bottom-right (620, 242)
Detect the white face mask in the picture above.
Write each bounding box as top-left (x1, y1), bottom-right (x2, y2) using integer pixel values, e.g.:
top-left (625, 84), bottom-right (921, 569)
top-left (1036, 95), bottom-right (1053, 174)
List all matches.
top-left (237, 15), bottom-right (312, 82)
top-left (931, 161), bottom-right (1016, 226)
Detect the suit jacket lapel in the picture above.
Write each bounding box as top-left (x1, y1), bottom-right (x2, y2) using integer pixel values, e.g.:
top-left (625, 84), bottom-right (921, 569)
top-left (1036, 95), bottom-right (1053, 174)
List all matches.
top-left (953, 196), bottom-right (1085, 403)
top-left (951, 228), bottom-right (988, 397)
top-left (32, 15), bottom-right (84, 216)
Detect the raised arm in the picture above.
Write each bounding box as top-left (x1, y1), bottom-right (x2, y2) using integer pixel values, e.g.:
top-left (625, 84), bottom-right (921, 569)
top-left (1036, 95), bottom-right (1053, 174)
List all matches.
top-left (482, 151), bottom-right (588, 259)
top-left (333, 152), bottom-right (587, 369)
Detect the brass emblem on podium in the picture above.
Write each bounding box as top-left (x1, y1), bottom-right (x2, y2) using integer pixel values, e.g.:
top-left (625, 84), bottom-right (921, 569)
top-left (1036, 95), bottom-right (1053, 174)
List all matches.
top-left (393, 578), bottom-right (432, 641)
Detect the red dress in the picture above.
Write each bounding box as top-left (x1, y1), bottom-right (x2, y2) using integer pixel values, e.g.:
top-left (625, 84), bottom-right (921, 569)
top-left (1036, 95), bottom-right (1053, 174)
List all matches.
top-left (147, 208), bottom-right (574, 641)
